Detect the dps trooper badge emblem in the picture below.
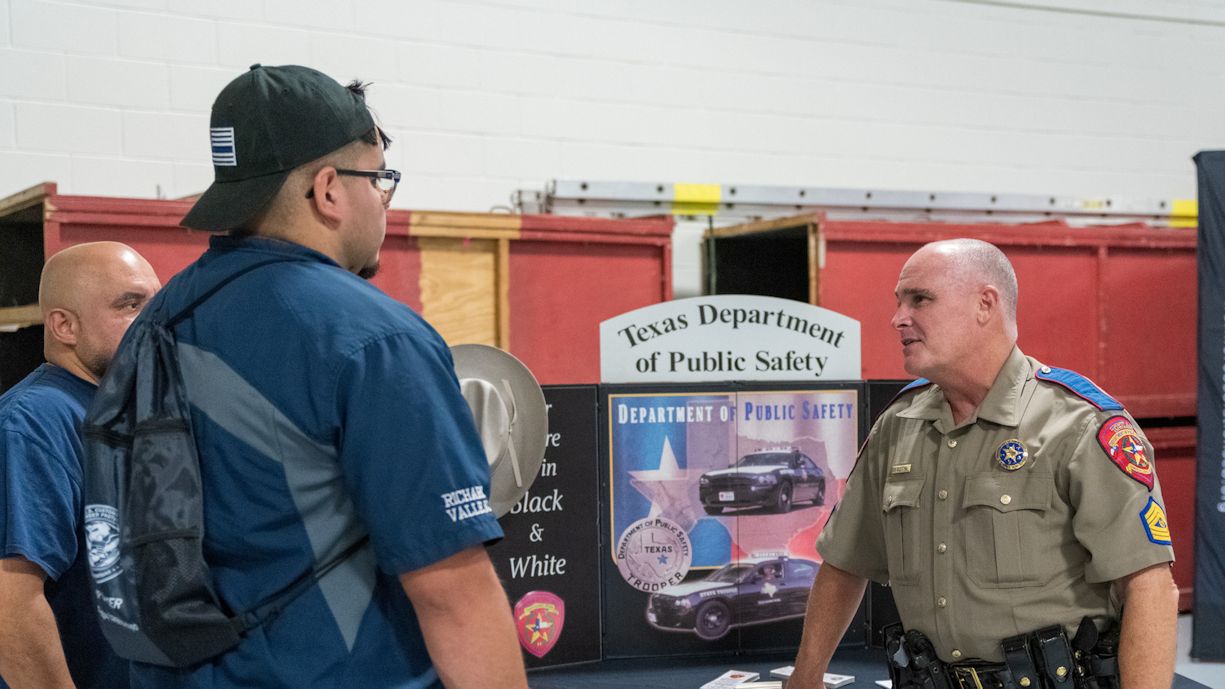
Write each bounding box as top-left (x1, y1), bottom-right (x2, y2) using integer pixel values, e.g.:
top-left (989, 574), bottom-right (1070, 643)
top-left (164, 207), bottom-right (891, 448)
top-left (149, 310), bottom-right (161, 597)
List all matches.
top-left (84, 504), bottom-right (123, 583)
top-left (996, 439), bottom-right (1028, 471)
top-left (615, 516), bottom-right (693, 592)
top-left (514, 591), bottom-right (565, 658)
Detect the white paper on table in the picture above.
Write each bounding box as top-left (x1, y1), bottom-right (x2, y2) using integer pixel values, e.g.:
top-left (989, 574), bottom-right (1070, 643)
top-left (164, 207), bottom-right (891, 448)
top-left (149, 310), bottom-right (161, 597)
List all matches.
top-left (701, 670), bottom-right (761, 689)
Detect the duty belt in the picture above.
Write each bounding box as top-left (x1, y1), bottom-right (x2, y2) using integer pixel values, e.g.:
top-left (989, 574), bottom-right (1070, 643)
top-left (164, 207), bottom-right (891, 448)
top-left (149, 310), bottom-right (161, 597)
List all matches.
top-left (884, 617), bottom-right (1120, 689)
top-left (946, 663), bottom-right (1012, 689)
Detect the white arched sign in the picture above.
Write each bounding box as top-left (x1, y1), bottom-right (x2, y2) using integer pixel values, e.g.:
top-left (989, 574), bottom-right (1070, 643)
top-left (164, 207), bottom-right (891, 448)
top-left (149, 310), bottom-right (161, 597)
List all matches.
top-left (600, 296), bottom-right (861, 383)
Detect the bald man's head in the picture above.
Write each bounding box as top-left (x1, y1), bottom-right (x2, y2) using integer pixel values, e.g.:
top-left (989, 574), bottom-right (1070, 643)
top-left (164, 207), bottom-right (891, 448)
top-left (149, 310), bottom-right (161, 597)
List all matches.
top-left (891, 238), bottom-right (1018, 382)
top-left (921, 239), bottom-right (1018, 321)
top-left (40, 242), bottom-right (160, 384)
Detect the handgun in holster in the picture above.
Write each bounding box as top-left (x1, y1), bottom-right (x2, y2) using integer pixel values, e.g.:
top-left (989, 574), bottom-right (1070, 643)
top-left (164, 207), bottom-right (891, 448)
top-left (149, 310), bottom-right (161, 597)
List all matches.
top-left (884, 623), bottom-right (954, 689)
top-left (1069, 617), bottom-right (1121, 689)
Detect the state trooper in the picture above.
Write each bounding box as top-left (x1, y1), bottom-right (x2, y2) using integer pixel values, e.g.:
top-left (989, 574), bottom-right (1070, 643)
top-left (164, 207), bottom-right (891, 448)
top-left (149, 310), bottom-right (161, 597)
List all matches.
top-left (790, 239), bottom-right (1178, 689)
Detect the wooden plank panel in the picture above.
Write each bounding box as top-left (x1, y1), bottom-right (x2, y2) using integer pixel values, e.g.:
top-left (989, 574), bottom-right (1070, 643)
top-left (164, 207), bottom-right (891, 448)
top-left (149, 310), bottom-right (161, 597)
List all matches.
top-left (0, 183), bottom-right (52, 219)
top-left (418, 237), bottom-right (498, 347)
top-left (0, 304), bottom-right (42, 329)
top-left (497, 238), bottom-right (510, 350)
top-left (409, 210), bottom-right (520, 232)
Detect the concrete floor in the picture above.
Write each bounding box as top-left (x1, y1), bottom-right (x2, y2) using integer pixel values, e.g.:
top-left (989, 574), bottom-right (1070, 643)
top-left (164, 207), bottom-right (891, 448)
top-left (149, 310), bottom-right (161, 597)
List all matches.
top-left (1178, 614), bottom-right (1225, 688)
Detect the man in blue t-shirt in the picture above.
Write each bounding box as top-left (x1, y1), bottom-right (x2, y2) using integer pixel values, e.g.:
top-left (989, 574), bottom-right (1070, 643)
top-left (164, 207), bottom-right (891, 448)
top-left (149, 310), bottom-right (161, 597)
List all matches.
top-left (125, 65), bottom-right (528, 688)
top-left (0, 242), bottom-right (161, 688)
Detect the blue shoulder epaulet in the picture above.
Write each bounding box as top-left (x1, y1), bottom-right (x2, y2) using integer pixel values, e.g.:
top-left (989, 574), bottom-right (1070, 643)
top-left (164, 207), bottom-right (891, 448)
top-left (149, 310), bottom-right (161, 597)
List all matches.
top-left (880, 378), bottom-right (931, 413)
top-left (1034, 367), bottom-right (1122, 411)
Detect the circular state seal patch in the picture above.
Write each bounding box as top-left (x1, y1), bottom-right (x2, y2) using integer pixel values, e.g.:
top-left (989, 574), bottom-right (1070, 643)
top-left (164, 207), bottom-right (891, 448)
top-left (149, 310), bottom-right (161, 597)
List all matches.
top-left (1097, 415), bottom-right (1153, 490)
top-left (996, 439), bottom-right (1028, 471)
top-left (615, 516), bottom-right (693, 592)
top-left (84, 504), bottom-right (123, 583)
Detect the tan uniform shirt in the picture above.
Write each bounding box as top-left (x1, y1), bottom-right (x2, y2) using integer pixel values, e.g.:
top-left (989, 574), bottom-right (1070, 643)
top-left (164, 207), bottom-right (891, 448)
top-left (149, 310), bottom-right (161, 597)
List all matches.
top-left (816, 347), bottom-right (1175, 662)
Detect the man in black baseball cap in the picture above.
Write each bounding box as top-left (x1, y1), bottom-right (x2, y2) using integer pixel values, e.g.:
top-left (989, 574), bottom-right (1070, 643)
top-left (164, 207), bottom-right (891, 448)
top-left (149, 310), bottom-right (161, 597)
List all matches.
top-left (129, 64), bottom-right (529, 689)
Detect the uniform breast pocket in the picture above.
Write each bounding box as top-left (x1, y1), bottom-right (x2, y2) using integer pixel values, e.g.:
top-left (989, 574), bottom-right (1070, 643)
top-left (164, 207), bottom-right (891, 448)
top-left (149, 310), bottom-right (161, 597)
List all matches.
top-left (882, 478), bottom-right (925, 586)
top-left (963, 472), bottom-right (1055, 588)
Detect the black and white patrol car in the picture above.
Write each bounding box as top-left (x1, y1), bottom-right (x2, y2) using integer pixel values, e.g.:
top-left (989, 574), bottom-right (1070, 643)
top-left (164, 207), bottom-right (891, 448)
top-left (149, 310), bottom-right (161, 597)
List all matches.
top-left (698, 449), bottom-right (826, 515)
top-left (646, 556), bottom-right (819, 640)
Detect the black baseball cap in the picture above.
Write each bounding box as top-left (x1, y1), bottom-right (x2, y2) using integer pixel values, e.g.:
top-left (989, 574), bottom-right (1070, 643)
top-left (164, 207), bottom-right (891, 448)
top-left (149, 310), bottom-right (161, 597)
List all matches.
top-left (181, 64), bottom-right (377, 233)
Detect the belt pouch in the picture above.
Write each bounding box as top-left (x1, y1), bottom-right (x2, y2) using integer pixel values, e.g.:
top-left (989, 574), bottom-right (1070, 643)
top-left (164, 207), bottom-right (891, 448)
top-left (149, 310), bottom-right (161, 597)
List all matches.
top-left (1001, 632), bottom-right (1042, 689)
top-left (1034, 625), bottom-right (1076, 687)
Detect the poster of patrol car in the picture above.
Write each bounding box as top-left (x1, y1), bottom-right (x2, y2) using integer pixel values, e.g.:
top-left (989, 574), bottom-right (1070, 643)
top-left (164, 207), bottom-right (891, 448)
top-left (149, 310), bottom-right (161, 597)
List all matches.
top-left (600, 382), bottom-right (863, 657)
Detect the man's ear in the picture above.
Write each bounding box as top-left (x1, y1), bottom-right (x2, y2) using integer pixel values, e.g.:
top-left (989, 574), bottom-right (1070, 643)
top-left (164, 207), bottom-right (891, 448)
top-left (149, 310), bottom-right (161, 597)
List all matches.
top-left (978, 285), bottom-right (1002, 324)
top-left (45, 308), bottom-right (78, 346)
top-left (309, 166), bottom-right (345, 226)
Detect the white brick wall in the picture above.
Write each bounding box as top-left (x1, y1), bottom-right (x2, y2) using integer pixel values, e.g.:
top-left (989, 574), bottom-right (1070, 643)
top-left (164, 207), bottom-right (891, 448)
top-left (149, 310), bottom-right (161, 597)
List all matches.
top-left (14, 102), bottom-right (122, 154)
top-left (216, 22), bottom-right (311, 69)
top-left (121, 110), bottom-right (207, 159)
top-left (0, 0), bottom-right (10, 48)
top-left (11, 1), bottom-right (118, 54)
top-left (0, 101), bottom-right (15, 147)
top-left (0, 47), bottom-right (65, 99)
top-left (3, 0), bottom-right (1225, 297)
top-left (118, 11), bottom-right (217, 64)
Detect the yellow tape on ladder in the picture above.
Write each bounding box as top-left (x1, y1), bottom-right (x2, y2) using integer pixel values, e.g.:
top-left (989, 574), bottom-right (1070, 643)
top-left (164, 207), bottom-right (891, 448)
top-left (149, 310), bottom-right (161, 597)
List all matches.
top-left (672, 184), bottom-right (721, 216)
top-left (1170, 199), bottom-right (1197, 228)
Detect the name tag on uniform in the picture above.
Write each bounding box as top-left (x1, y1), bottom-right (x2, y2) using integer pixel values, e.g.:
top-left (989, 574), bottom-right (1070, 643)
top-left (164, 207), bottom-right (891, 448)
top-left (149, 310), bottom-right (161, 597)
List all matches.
top-left (891, 464), bottom-right (912, 474)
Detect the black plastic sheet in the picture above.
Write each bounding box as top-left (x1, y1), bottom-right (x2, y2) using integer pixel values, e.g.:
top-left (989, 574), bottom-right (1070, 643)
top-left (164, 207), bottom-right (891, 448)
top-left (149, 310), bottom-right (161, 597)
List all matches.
top-left (1194, 150), bottom-right (1225, 661)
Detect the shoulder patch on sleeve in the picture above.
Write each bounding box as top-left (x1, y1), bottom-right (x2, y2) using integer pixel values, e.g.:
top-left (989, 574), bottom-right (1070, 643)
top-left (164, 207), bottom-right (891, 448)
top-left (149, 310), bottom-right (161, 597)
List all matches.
top-left (1097, 415), bottom-right (1154, 490)
top-left (1035, 367), bottom-right (1123, 411)
top-left (1140, 497), bottom-right (1172, 545)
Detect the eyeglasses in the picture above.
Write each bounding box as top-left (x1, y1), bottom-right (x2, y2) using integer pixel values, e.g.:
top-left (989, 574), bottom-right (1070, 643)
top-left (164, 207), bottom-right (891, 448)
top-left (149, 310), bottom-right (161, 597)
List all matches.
top-left (336, 169), bottom-right (401, 203)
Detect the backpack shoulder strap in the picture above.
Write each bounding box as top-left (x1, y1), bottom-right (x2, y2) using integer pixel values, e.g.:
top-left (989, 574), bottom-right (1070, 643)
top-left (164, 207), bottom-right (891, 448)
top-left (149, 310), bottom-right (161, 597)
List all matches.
top-left (166, 257), bottom-right (308, 328)
top-left (231, 535), bottom-right (371, 636)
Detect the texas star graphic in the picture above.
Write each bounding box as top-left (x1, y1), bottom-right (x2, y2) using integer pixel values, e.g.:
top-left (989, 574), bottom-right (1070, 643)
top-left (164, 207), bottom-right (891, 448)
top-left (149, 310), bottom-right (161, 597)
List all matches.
top-left (527, 614), bottom-right (552, 643)
top-left (628, 437), bottom-right (703, 532)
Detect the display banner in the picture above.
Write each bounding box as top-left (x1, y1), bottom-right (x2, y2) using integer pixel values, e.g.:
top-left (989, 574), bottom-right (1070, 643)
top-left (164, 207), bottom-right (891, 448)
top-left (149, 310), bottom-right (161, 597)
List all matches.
top-left (488, 386), bottom-right (601, 669)
top-left (600, 296), bottom-right (861, 383)
top-left (1194, 151), bottom-right (1225, 661)
top-left (599, 382), bottom-right (866, 658)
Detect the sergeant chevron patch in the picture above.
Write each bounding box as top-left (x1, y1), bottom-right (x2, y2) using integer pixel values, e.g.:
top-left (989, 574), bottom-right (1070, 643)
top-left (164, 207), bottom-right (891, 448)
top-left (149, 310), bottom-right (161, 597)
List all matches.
top-left (1097, 416), bottom-right (1153, 490)
top-left (1141, 498), bottom-right (1171, 545)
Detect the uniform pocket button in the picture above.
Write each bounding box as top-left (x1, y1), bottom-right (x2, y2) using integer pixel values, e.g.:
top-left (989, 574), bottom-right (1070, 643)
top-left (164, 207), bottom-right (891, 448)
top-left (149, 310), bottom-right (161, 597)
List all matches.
top-left (1000, 494), bottom-right (1012, 505)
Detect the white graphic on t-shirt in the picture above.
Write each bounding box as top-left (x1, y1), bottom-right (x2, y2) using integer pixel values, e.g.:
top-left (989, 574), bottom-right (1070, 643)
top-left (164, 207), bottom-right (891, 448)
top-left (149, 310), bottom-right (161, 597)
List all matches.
top-left (441, 485), bottom-right (493, 522)
top-left (84, 504), bottom-right (122, 583)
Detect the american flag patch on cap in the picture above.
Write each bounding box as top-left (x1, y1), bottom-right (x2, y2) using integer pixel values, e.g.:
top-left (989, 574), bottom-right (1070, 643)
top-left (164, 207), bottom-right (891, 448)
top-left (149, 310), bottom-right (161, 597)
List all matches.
top-left (210, 127), bottom-right (237, 166)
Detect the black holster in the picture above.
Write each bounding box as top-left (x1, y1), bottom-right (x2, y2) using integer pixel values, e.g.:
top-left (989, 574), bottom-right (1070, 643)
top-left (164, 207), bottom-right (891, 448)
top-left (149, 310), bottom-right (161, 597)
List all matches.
top-left (884, 623), bottom-right (954, 689)
top-left (1070, 617), bottom-right (1121, 689)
